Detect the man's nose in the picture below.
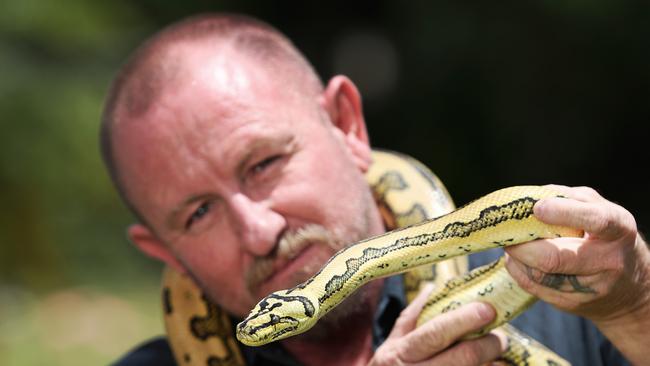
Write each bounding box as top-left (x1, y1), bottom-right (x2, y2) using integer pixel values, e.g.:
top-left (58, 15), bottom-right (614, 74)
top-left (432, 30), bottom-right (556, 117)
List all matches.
top-left (229, 193), bottom-right (286, 256)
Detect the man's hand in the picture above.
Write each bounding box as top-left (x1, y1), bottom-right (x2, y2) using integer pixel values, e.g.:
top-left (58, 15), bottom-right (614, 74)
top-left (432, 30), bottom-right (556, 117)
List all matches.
top-left (504, 184), bottom-right (650, 364)
top-left (369, 284), bottom-right (506, 366)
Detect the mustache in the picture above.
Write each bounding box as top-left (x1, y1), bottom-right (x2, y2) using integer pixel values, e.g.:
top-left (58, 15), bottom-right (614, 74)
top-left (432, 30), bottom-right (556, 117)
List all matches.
top-left (245, 224), bottom-right (340, 293)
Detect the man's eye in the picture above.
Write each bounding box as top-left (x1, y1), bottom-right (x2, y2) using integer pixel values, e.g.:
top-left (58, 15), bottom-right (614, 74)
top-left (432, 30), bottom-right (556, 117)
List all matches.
top-left (251, 155), bottom-right (281, 175)
top-left (186, 202), bottom-right (211, 229)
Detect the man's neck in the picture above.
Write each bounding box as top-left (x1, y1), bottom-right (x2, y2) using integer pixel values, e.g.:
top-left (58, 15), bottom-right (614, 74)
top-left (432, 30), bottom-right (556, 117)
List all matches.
top-left (280, 279), bottom-right (384, 366)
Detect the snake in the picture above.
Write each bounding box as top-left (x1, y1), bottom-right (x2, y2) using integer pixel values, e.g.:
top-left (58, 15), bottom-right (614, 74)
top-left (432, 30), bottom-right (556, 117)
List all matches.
top-left (162, 150), bottom-right (578, 365)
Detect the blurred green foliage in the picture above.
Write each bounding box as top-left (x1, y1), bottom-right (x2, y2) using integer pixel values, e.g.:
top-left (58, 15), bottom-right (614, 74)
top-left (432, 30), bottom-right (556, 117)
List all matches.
top-left (0, 0), bottom-right (158, 289)
top-left (1, 1), bottom-right (648, 365)
top-left (0, 1), bottom-right (163, 364)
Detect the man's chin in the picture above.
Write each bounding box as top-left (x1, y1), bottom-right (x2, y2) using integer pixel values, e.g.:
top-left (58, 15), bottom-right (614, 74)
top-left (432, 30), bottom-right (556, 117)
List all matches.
top-left (289, 281), bottom-right (380, 342)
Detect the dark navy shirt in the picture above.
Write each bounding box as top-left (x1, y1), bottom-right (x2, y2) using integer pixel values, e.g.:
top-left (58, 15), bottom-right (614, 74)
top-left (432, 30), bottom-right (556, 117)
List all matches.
top-left (113, 251), bottom-right (631, 366)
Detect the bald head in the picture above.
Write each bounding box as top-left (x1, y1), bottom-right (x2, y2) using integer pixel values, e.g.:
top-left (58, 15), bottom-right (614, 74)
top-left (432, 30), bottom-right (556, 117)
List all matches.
top-left (100, 13), bottom-right (324, 224)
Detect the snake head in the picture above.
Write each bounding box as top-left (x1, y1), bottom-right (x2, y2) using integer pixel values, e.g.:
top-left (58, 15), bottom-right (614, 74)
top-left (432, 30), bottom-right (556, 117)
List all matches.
top-left (236, 290), bottom-right (318, 346)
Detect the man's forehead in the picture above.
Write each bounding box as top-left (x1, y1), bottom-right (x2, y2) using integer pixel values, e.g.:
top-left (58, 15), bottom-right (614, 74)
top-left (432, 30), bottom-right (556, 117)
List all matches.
top-left (118, 54), bottom-right (265, 132)
top-left (167, 41), bottom-right (282, 101)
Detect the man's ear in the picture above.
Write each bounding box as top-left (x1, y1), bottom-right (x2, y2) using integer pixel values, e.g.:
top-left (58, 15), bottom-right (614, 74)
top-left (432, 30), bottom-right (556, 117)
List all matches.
top-left (320, 75), bottom-right (373, 172)
top-left (128, 224), bottom-right (187, 274)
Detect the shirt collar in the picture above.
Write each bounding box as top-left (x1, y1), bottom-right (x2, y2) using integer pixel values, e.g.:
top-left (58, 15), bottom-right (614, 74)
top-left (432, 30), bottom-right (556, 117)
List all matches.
top-left (372, 274), bottom-right (406, 350)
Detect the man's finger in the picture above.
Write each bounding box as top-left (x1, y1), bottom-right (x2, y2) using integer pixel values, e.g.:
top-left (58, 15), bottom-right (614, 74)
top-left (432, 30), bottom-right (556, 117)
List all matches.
top-left (388, 283), bottom-right (435, 338)
top-left (505, 254), bottom-right (601, 310)
top-left (505, 237), bottom-right (604, 276)
top-left (534, 196), bottom-right (633, 241)
top-left (543, 184), bottom-right (605, 203)
top-left (400, 302), bottom-right (496, 362)
top-left (423, 333), bottom-right (506, 366)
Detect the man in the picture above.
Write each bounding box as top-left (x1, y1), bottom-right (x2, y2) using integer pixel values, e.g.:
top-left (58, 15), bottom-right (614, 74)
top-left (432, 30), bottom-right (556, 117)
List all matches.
top-left (101, 13), bottom-right (649, 366)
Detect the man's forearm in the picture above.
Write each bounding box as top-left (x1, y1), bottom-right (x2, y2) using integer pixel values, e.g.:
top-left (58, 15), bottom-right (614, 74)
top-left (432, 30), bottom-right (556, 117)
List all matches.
top-left (594, 234), bottom-right (650, 365)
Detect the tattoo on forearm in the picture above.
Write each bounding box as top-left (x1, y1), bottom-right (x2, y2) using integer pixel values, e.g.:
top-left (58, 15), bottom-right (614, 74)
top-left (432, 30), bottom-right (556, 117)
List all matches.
top-left (525, 266), bottom-right (597, 294)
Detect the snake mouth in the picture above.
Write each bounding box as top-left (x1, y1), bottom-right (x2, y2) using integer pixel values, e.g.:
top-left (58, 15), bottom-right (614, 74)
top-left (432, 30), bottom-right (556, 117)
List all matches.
top-left (237, 314), bottom-right (300, 346)
top-left (236, 290), bottom-right (318, 346)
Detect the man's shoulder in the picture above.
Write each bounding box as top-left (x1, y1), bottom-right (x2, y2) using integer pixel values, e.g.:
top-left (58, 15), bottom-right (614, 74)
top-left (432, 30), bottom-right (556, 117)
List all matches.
top-left (111, 336), bottom-right (176, 366)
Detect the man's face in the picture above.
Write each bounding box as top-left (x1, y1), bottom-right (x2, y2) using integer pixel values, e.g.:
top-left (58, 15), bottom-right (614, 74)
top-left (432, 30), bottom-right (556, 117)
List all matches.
top-left (114, 47), bottom-right (381, 317)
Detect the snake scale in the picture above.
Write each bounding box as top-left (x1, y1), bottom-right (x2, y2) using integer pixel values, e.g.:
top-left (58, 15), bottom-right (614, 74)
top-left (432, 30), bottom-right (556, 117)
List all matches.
top-left (163, 150), bottom-right (579, 365)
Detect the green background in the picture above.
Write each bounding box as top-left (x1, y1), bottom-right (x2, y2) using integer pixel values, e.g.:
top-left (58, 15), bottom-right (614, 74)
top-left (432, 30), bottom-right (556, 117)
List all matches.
top-left (1, 1), bottom-right (648, 364)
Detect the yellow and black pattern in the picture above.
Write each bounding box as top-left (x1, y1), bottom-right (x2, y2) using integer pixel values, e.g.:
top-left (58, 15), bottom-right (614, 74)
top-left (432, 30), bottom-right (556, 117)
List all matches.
top-left (236, 186), bottom-right (581, 348)
top-left (311, 196), bottom-right (541, 307)
top-left (417, 257), bottom-right (537, 340)
top-left (369, 150), bottom-right (460, 303)
top-left (162, 269), bottom-right (245, 366)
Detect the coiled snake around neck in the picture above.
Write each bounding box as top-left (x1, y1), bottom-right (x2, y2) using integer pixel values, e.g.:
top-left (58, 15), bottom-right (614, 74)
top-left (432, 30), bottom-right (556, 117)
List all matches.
top-left (162, 150), bottom-right (578, 365)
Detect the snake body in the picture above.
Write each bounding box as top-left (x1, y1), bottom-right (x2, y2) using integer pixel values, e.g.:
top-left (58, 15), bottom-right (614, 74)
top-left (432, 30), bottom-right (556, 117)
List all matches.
top-left (416, 257), bottom-right (536, 335)
top-left (236, 185), bottom-right (581, 364)
top-left (163, 151), bottom-right (577, 365)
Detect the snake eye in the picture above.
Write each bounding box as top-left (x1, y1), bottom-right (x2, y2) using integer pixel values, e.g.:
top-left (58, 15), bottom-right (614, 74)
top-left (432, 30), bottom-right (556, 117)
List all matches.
top-left (270, 314), bottom-right (280, 325)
